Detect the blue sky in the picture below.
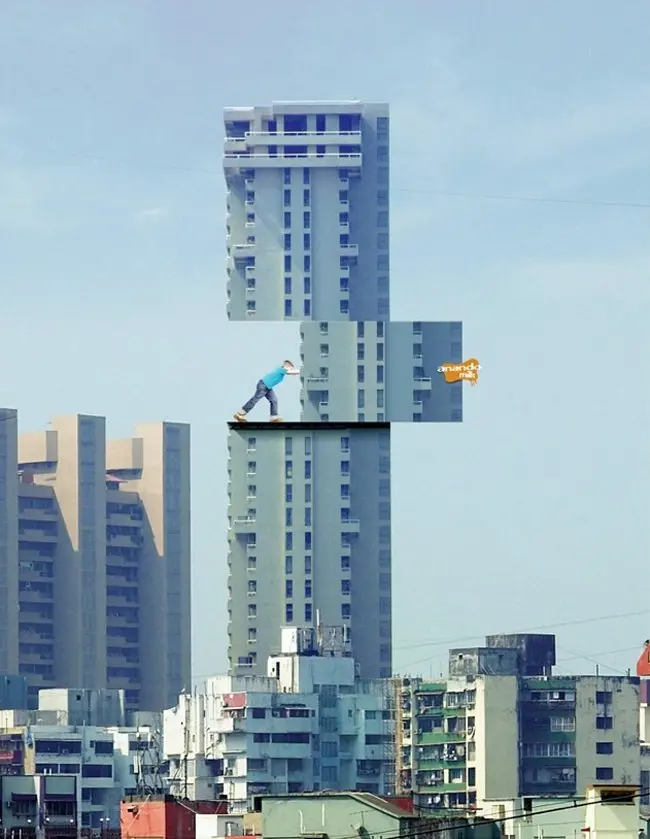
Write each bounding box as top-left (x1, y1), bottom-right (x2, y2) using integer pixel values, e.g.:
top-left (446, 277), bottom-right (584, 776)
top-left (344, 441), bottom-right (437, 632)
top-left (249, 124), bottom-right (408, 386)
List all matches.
top-left (2, 0), bottom-right (650, 681)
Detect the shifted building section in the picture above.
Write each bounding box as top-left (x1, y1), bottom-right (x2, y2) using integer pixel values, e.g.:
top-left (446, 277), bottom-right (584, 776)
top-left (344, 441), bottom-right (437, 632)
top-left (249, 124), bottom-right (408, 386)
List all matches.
top-left (299, 320), bottom-right (464, 422)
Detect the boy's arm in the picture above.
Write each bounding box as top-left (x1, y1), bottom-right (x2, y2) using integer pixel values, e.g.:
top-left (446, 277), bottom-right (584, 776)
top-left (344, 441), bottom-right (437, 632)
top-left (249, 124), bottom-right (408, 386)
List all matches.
top-left (287, 367), bottom-right (301, 375)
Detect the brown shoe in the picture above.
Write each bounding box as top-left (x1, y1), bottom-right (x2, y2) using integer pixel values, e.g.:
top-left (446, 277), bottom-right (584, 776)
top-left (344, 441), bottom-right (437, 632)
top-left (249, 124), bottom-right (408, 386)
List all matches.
top-left (233, 412), bottom-right (248, 422)
top-left (269, 417), bottom-right (283, 423)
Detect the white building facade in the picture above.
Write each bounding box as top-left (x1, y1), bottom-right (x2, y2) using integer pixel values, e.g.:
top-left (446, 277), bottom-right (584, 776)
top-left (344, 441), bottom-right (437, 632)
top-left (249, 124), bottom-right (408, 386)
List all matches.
top-left (299, 320), bottom-right (464, 423)
top-left (224, 101), bottom-right (390, 322)
top-left (164, 628), bottom-right (394, 812)
top-left (227, 424), bottom-right (391, 679)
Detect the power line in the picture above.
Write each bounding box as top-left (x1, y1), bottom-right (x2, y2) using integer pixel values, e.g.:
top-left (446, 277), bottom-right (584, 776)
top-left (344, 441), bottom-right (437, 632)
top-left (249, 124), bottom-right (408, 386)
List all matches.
top-left (275, 787), bottom-right (649, 839)
top-left (394, 608), bottom-right (650, 655)
top-left (5, 146), bottom-right (650, 210)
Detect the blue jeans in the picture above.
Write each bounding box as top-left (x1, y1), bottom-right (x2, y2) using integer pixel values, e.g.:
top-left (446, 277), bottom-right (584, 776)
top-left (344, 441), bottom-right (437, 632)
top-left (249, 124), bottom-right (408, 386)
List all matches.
top-left (242, 380), bottom-right (278, 417)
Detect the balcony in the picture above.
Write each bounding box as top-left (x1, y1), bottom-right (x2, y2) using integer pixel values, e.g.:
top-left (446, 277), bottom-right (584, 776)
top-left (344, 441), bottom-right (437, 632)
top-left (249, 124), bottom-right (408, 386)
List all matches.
top-left (230, 243), bottom-right (257, 259)
top-left (224, 146), bottom-right (362, 172)
top-left (18, 526), bottom-right (57, 543)
top-left (232, 517), bottom-right (257, 533)
top-left (341, 518), bottom-right (360, 534)
top-left (413, 377), bottom-right (432, 390)
top-left (305, 376), bottom-right (329, 388)
top-left (340, 243), bottom-right (359, 258)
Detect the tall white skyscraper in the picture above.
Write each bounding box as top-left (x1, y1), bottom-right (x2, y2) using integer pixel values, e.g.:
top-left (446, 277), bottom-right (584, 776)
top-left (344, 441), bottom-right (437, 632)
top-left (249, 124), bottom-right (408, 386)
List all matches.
top-left (224, 101), bottom-right (390, 322)
top-left (227, 422), bottom-right (392, 679)
top-left (223, 101), bottom-right (394, 680)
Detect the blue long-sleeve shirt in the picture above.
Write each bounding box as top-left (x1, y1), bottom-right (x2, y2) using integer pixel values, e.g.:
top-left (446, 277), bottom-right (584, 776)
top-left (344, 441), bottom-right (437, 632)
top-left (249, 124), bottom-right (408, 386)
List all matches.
top-left (262, 367), bottom-right (287, 388)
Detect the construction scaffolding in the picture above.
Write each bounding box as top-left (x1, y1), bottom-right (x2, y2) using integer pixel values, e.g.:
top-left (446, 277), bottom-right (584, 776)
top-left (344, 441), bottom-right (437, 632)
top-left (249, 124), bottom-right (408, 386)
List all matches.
top-left (381, 677), bottom-right (398, 795)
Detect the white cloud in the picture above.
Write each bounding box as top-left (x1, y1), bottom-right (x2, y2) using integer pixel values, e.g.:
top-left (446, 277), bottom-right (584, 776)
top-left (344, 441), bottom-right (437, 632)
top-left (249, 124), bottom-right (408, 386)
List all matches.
top-left (134, 206), bottom-right (171, 225)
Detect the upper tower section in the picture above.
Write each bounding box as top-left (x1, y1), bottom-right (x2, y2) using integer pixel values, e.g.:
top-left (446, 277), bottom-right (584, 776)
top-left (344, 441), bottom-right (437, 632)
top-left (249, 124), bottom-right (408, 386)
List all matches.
top-left (224, 101), bottom-right (389, 322)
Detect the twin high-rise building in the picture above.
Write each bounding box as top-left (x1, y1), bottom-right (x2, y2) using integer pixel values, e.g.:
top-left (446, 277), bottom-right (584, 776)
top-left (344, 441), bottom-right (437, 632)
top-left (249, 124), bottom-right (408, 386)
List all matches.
top-left (224, 101), bottom-right (464, 679)
top-left (0, 410), bottom-right (191, 711)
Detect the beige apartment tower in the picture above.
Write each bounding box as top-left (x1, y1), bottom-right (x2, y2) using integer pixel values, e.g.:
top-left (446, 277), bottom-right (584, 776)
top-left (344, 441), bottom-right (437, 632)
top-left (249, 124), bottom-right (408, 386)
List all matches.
top-left (0, 410), bottom-right (191, 711)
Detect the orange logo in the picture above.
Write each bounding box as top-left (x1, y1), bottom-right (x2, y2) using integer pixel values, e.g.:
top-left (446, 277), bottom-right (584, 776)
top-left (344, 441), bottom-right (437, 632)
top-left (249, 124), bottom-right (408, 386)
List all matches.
top-left (437, 358), bottom-right (481, 386)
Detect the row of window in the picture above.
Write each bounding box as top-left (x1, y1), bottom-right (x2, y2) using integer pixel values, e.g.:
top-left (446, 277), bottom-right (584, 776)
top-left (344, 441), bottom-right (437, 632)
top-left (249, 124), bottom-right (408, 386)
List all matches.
top-left (245, 298), bottom-right (390, 317)
top-left (244, 187), bottom-right (389, 210)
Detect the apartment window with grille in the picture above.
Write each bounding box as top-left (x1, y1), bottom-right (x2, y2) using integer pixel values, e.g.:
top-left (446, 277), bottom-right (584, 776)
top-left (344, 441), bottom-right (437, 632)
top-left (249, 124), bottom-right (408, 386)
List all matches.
top-left (305, 484), bottom-right (312, 503)
top-left (305, 604), bottom-right (313, 621)
top-left (284, 169), bottom-right (291, 184)
top-left (285, 580), bottom-right (293, 598)
top-left (284, 211), bottom-right (291, 228)
top-left (596, 742), bottom-right (613, 754)
top-left (305, 579), bottom-right (312, 598)
top-left (340, 276), bottom-right (349, 292)
top-left (357, 343), bottom-right (365, 360)
top-left (248, 580), bottom-right (257, 593)
top-left (304, 461), bottom-right (312, 480)
top-left (284, 233), bottom-right (291, 250)
top-left (305, 507), bottom-right (312, 527)
top-left (357, 365), bottom-right (365, 383)
top-left (341, 556), bottom-right (350, 571)
top-left (320, 322), bottom-right (328, 334)
top-left (596, 716), bottom-right (613, 730)
top-left (284, 254), bottom-right (292, 272)
top-left (377, 365), bottom-right (384, 383)
top-left (303, 189), bottom-right (310, 207)
top-left (303, 211), bottom-right (311, 228)
top-left (247, 484), bottom-right (256, 499)
top-left (303, 168), bottom-right (310, 185)
top-left (341, 604), bottom-right (351, 619)
top-left (596, 691), bottom-right (613, 704)
top-left (304, 233), bottom-right (311, 249)
top-left (304, 276), bottom-right (311, 295)
top-left (247, 436), bottom-right (256, 451)
top-left (285, 461), bottom-right (293, 479)
top-left (340, 484), bottom-right (350, 499)
top-left (340, 299), bottom-right (349, 315)
top-left (283, 189), bottom-right (291, 206)
top-left (285, 532), bottom-right (293, 551)
top-left (320, 343), bottom-right (329, 357)
top-left (304, 556), bottom-right (312, 574)
top-left (247, 461), bottom-right (256, 475)
top-left (285, 556), bottom-right (293, 574)
top-left (246, 300), bottom-right (256, 312)
top-left (305, 532), bottom-right (312, 550)
top-left (285, 604), bottom-right (293, 622)
top-left (285, 508), bottom-right (293, 527)
top-left (285, 484), bottom-right (293, 503)
top-left (596, 767), bottom-right (614, 781)
top-left (340, 460), bottom-right (350, 475)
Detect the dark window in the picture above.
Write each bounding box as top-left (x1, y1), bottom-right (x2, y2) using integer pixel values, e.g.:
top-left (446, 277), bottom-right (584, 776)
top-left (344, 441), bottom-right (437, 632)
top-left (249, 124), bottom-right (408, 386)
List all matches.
top-left (596, 742), bottom-right (613, 754)
top-left (284, 211), bottom-right (291, 228)
top-left (596, 716), bottom-right (613, 730)
top-left (284, 254), bottom-right (291, 272)
top-left (596, 691), bottom-right (613, 704)
top-left (251, 707), bottom-right (266, 718)
top-left (82, 764), bottom-right (112, 778)
top-left (284, 299), bottom-right (292, 317)
top-left (284, 189), bottom-right (291, 206)
top-left (303, 211), bottom-right (311, 228)
top-left (596, 767), bottom-right (614, 781)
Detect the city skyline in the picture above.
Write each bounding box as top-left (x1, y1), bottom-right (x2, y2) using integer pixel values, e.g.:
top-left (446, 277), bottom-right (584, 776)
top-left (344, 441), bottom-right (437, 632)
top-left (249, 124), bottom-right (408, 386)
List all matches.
top-left (1, 1), bottom-right (649, 682)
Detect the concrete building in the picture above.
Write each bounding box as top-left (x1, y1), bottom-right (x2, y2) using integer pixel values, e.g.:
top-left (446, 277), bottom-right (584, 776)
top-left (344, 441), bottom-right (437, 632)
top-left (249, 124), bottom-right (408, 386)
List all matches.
top-left (0, 772), bottom-right (78, 839)
top-left (0, 689), bottom-right (165, 830)
top-left (120, 796), bottom-right (229, 839)
top-left (299, 320), bottom-right (464, 422)
top-left (395, 634), bottom-right (641, 813)
top-left (0, 410), bottom-right (191, 711)
top-left (163, 628), bottom-right (395, 813)
top-left (224, 101), bottom-right (389, 322)
top-left (255, 791), bottom-right (501, 839)
top-left (226, 422), bottom-right (391, 679)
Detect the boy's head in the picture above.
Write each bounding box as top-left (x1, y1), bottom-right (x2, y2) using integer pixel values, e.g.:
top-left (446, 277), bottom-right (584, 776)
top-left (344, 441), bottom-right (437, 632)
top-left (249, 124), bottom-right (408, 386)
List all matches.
top-left (282, 360), bottom-right (294, 369)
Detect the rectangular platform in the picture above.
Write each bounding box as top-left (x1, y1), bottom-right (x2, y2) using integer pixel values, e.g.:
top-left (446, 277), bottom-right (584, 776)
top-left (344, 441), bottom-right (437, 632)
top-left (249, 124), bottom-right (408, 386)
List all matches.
top-left (227, 421), bottom-right (391, 431)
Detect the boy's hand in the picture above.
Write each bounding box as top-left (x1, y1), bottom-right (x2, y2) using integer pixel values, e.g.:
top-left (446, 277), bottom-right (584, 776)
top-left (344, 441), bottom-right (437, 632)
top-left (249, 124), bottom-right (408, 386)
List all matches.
top-left (287, 368), bottom-right (301, 375)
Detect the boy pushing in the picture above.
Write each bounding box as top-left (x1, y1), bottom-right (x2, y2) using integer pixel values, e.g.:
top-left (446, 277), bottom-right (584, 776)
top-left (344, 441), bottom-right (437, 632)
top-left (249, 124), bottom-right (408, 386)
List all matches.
top-left (234, 360), bottom-right (300, 423)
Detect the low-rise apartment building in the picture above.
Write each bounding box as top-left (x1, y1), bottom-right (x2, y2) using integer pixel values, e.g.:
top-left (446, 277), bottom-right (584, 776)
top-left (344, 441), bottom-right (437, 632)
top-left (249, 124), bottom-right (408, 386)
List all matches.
top-left (0, 689), bottom-right (165, 829)
top-left (396, 634), bottom-right (640, 813)
top-left (164, 626), bottom-right (394, 811)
